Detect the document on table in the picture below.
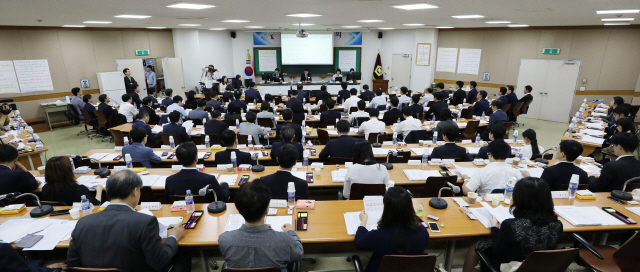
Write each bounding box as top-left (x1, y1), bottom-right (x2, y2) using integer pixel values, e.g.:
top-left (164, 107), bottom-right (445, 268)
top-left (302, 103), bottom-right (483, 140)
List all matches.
top-left (331, 169), bottom-right (348, 183)
top-left (88, 153), bottom-right (110, 161)
top-left (582, 129), bottom-right (606, 137)
top-left (468, 202), bottom-right (515, 228)
top-left (581, 135), bottom-right (605, 145)
top-left (554, 206), bottom-right (624, 226)
top-left (591, 112), bottom-right (607, 117)
top-left (372, 148), bottom-right (391, 156)
top-left (141, 175), bottom-right (161, 187)
top-left (151, 125), bottom-right (163, 133)
top-left (157, 217), bottom-right (184, 238)
top-left (403, 169), bottom-right (441, 181)
top-left (326, 130), bottom-right (338, 135)
top-left (24, 223), bottom-right (75, 251)
top-left (523, 167), bottom-right (544, 178)
top-left (410, 148), bottom-right (433, 156)
top-left (153, 176), bottom-right (167, 187)
top-left (36, 177), bottom-right (46, 188)
top-left (76, 175), bottom-right (98, 187)
top-left (291, 171), bottom-right (308, 180)
top-left (624, 207), bottom-right (640, 217)
top-left (224, 214), bottom-right (246, 232)
top-left (0, 218), bottom-right (37, 242)
top-left (100, 153), bottom-right (121, 162)
top-left (363, 196), bottom-right (384, 225)
top-left (209, 173), bottom-right (220, 180)
top-left (585, 122), bottom-right (604, 129)
top-left (451, 164), bottom-right (477, 178)
top-left (197, 152), bottom-right (207, 159)
top-left (219, 174), bottom-right (239, 186)
top-left (466, 147), bottom-right (481, 154)
top-left (578, 164), bottom-right (601, 176)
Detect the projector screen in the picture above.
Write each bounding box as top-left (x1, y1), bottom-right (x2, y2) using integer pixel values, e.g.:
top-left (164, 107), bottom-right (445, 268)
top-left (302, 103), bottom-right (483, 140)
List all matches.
top-left (281, 34), bottom-right (333, 65)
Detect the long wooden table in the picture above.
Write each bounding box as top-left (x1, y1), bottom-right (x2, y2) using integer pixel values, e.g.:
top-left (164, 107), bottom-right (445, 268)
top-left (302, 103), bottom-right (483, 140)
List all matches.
top-left (561, 103), bottom-right (607, 156)
top-left (4, 128), bottom-right (48, 170)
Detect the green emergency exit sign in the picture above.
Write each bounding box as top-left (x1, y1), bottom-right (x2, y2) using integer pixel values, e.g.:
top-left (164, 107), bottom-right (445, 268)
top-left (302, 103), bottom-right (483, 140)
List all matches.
top-left (542, 48), bottom-right (560, 54)
top-left (135, 50), bottom-right (150, 56)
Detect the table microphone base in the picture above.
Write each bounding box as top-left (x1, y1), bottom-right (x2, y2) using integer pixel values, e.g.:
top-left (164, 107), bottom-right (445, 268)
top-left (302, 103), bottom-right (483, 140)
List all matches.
top-left (611, 190), bottom-right (633, 201)
top-left (429, 198), bottom-right (448, 210)
top-left (207, 201), bottom-right (227, 213)
top-left (30, 205), bottom-right (54, 217)
top-left (372, 143), bottom-right (382, 148)
top-left (381, 163), bottom-right (393, 170)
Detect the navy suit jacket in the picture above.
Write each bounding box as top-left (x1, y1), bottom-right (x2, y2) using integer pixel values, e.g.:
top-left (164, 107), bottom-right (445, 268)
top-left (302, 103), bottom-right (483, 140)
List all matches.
top-left (132, 120), bottom-right (161, 145)
top-left (130, 92), bottom-right (142, 109)
top-left (410, 104), bottom-right (424, 115)
top-left (124, 76), bottom-right (137, 93)
top-left (382, 108), bottom-right (403, 124)
top-left (518, 94), bottom-right (533, 114)
top-left (162, 123), bottom-right (191, 144)
top-left (0, 166), bottom-right (39, 205)
top-left (359, 90), bottom-right (374, 100)
top-left (215, 149), bottom-right (256, 165)
top-left (161, 97), bottom-right (173, 106)
top-left (476, 146), bottom-right (489, 159)
top-left (488, 110), bottom-right (508, 128)
top-left (122, 142), bottom-right (161, 168)
top-left (230, 100), bottom-right (247, 113)
top-left (83, 103), bottom-right (97, 120)
top-left (204, 119), bottom-right (229, 137)
top-left (467, 88), bottom-right (478, 103)
top-left (296, 91), bottom-right (309, 102)
top-left (244, 88), bottom-right (262, 103)
top-left (165, 169), bottom-right (229, 203)
top-left (320, 109), bottom-right (342, 124)
top-left (540, 162), bottom-right (589, 191)
top-left (319, 135), bottom-right (358, 161)
top-left (338, 89), bottom-right (350, 104)
top-left (139, 105), bottom-right (160, 125)
top-left (300, 73), bottom-right (312, 82)
top-left (497, 96), bottom-right (509, 107)
top-left (439, 90), bottom-right (450, 100)
top-left (451, 89), bottom-right (466, 106)
top-left (506, 93), bottom-right (518, 112)
top-left (430, 143), bottom-right (473, 161)
top-left (275, 122), bottom-right (303, 143)
top-left (98, 103), bottom-right (116, 122)
top-left (260, 171), bottom-right (310, 199)
top-left (473, 99), bottom-right (490, 116)
top-left (425, 101), bottom-right (448, 121)
top-left (589, 156), bottom-right (640, 192)
top-left (270, 140), bottom-right (304, 161)
top-left (286, 97), bottom-right (301, 109)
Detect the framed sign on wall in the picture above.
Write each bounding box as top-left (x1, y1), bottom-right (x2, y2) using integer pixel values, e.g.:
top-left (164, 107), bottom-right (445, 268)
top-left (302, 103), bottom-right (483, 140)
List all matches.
top-left (415, 43), bottom-right (431, 66)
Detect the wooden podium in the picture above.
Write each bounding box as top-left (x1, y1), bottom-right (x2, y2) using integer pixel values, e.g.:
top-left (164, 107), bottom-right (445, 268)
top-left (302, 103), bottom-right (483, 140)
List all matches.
top-left (372, 79), bottom-right (389, 92)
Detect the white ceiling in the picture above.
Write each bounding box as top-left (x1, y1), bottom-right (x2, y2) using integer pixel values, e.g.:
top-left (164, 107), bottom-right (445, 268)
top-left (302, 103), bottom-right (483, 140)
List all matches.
top-left (0, 0), bottom-right (638, 30)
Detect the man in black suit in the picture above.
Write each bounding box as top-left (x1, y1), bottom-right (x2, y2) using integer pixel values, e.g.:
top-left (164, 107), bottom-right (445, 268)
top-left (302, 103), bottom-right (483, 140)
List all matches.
top-left (471, 90), bottom-right (490, 117)
top-left (140, 97), bottom-right (160, 125)
top-left (497, 87), bottom-right (509, 107)
top-left (204, 110), bottom-right (229, 137)
top-left (338, 82), bottom-right (350, 104)
top-left (146, 87), bottom-right (159, 109)
top-left (506, 85), bottom-right (518, 113)
top-left (161, 89), bottom-right (174, 106)
top-left (132, 111), bottom-right (161, 147)
top-left (130, 83), bottom-right (142, 109)
top-left (319, 99), bottom-right (342, 125)
top-left (123, 68), bottom-right (137, 94)
top-left (215, 130), bottom-right (256, 165)
top-left (483, 99), bottom-right (508, 140)
top-left (276, 109), bottom-right (303, 143)
top-left (425, 92), bottom-right (448, 121)
top-left (0, 145), bottom-right (40, 205)
top-left (319, 120), bottom-right (358, 161)
top-left (409, 95), bottom-right (424, 115)
top-left (260, 144), bottom-right (310, 199)
top-left (382, 97), bottom-right (403, 124)
top-left (537, 140), bottom-right (588, 190)
top-left (163, 111), bottom-right (191, 144)
top-left (286, 90), bottom-right (302, 109)
top-left (300, 68), bottom-right (312, 82)
top-left (589, 133), bottom-right (640, 192)
top-left (437, 83), bottom-right (449, 102)
top-left (244, 82), bottom-right (262, 103)
top-left (273, 68), bottom-right (284, 82)
top-left (466, 81), bottom-right (478, 103)
top-left (518, 85), bottom-right (533, 114)
top-left (451, 80), bottom-right (466, 106)
top-left (166, 142), bottom-right (229, 202)
top-left (358, 84), bottom-right (374, 101)
top-left (68, 170), bottom-right (190, 272)
top-left (97, 94), bottom-right (116, 122)
top-left (231, 91), bottom-right (248, 113)
top-left (270, 126), bottom-right (303, 161)
top-left (476, 124), bottom-right (506, 159)
top-left (430, 126), bottom-right (473, 161)
top-left (296, 84), bottom-right (309, 102)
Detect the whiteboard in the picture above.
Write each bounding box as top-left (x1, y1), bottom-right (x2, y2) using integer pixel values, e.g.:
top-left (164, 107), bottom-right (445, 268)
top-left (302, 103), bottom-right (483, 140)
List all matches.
top-left (0, 61), bottom-right (20, 94)
top-left (13, 59), bottom-right (54, 92)
top-left (435, 48), bottom-right (458, 73)
top-left (338, 50), bottom-right (357, 72)
top-left (415, 43), bottom-right (431, 66)
top-left (457, 48), bottom-right (482, 75)
top-left (258, 50), bottom-right (278, 71)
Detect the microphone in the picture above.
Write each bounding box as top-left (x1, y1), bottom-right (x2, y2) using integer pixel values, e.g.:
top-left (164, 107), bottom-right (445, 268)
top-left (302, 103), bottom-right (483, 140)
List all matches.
top-left (612, 176), bottom-right (640, 201)
top-left (86, 157), bottom-right (111, 178)
top-left (201, 184), bottom-right (227, 213)
top-left (0, 192), bottom-right (20, 201)
top-left (251, 152), bottom-right (265, 172)
top-left (198, 184), bottom-right (211, 197)
top-left (372, 132), bottom-right (385, 148)
top-left (381, 149), bottom-right (398, 170)
top-left (9, 193), bottom-right (54, 217)
top-left (263, 134), bottom-right (272, 149)
top-left (429, 182), bottom-right (458, 209)
top-left (446, 182), bottom-right (461, 194)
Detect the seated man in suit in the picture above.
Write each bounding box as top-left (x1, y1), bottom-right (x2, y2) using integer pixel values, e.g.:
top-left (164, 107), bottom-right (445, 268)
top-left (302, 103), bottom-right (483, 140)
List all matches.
top-left (82, 94), bottom-right (98, 127)
top-left (146, 87), bottom-right (159, 109)
top-left (436, 82), bottom-right (449, 102)
top-left (271, 126), bottom-right (303, 161)
top-left (359, 84), bottom-right (374, 101)
top-left (224, 103), bottom-right (242, 123)
top-left (466, 81), bottom-right (478, 103)
top-left (348, 100), bottom-right (369, 126)
top-left (261, 144), bottom-right (310, 199)
top-left (343, 88), bottom-right (362, 113)
top-left (300, 68), bottom-right (312, 82)
top-left (244, 82), bottom-right (262, 103)
top-left (0, 144), bottom-right (40, 205)
top-left (97, 94), bottom-right (116, 122)
top-left (518, 85), bottom-right (533, 114)
top-left (319, 120), bottom-right (358, 161)
top-left (430, 126), bottom-right (473, 161)
top-left (482, 99), bottom-right (508, 141)
top-left (188, 100), bottom-right (211, 122)
top-left (163, 111), bottom-right (191, 144)
top-left (382, 97), bottom-right (403, 124)
top-left (257, 101), bottom-right (277, 128)
top-left (232, 75), bottom-right (244, 90)
top-left (122, 127), bottom-right (161, 168)
top-left (462, 140), bottom-right (524, 195)
top-left (286, 90), bottom-right (301, 109)
top-left (338, 82), bottom-right (350, 104)
top-left (204, 110), bottom-right (229, 137)
top-left (68, 170), bottom-right (189, 272)
top-left (497, 87), bottom-right (509, 106)
top-left (166, 95), bottom-right (188, 119)
top-left (409, 94), bottom-right (424, 115)
top-left (369, 88), bottom-right (388, 110)
top-left (319, 99), bottom-right (342, 125)
top-left (215, 130), bottom-right (256, 165)
top-left (140, 97), bottom-right (160, 125)
top-left (70, 87), bottom-right (85, 119)
top-left (471, 90), bottom-right (490, 117)
top-left (118, 94), bottom-right (138, 123)
top-left (161, 88), bottom-right (174, 106)
top-left (589, 133), bottom-right (640, 192)
top-left (358, 108), bottom-right (386, 139)
top-left (506, 85), bottom-right (519, 113)
top-left (396, 87), bottom-right (412, 109)
top-left (166, 142), bottom-right (229, 203)
top-left (230, 91), bottom-right (248, 113)
top-left (132, 111), bottom-right (161, 147)
top-left (238, 111), bottom-right (267, 145)
top-left (534, 140), bottom-right (588, 190)
top-left (276, 109), bottom-right (303, 143)
top-left (425, 92), bottom-right (447, 121)
top-left (219, 179), bottom-right (303, 271)
top-left (476, 124), bottom-right (507, 159)
top-left (272, 68), bottom-right (285, 82)
top-left (451, 81), bottom-right (466, 106)
top-left (295, 84), bottom-right (309, 102)
top-left (205, 91), bottom-right (223, 110)
top-left (130, 83), bottom-right (143, 109)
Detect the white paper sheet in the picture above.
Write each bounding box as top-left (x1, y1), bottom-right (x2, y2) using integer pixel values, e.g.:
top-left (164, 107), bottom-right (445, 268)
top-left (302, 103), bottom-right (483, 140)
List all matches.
top-left (372, 148), bottom-right (391, 156)
top-left (219, 174), bottom-right (239, 186)
top-left (467, 147), bottom-right (481, 154)
top-left (153, 176), bottom-right (167, 188)
top-left (36, 177), bottom-right (46, 188)
top-left (24, 224), bottom-right (75, 251)
top-left (100, 153), bottom-right (121, 162)
top-left (331, 169), bottom-right (348, 183)
top-left (88, 153), bottom-right (110, 161)
top-left (457, 48), bottom-right (482, 75)
top-left (291, 171), bottom-right (308, 180)
top-left (265, 216), bottom-right (293, 232)
top-left (0, 219), bottom-right (36, 242)
top-left (403, 169), bottom-right (442, 181)
top-left (75, 175), bottom-right (98, 187)
top-left (581, 135), bottom-right (605, 145)
top-left (555, 206), bottom-right (624, 226)
top-left (410, 148), bottom-right (433, 156)
top-left (435, 48), bottom-right (458, 73)
top-left (582, 129), bottom-right (605, 136)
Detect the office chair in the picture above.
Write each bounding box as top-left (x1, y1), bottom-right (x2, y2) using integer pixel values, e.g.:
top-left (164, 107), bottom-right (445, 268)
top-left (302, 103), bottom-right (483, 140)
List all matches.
top-left (476, 248), bottom-right (578, 272)
top-left (338, 184), bottom-right (386, 200)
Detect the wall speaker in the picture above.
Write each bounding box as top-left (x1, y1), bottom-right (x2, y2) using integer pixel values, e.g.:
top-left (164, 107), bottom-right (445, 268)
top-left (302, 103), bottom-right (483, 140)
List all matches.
top-left (378, 32), bottom-right (383, 39)
top-left (231, 31), bottom-right (236, 39)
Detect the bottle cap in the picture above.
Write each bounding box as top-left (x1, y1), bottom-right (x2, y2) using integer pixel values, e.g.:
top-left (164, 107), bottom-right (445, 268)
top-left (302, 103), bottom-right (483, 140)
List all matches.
top-left (231, 151), bottom-right (237, 159)
top-left (186, 190), bottom-right (191, 194)
top-left (205, 135), bottom-right (209, 140)
top-left (81, 195), bottom-right (86, 199)
top-left (570, 174), bottom-right (579, 183)
top-left (124, 136), bottom-right (129, 142)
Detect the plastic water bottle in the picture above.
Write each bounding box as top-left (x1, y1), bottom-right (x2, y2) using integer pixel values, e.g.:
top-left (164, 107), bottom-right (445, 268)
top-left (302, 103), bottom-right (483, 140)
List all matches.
top-left (463, 98), bottom-right (466, 104)
top-left (433, 131), bottom-right (438, 144)
top-left (302, 120), bottom-right (306, 131)
top-left (125, 154), bottom-right (133, 169)
top-left (482, 111), bottom-right (486, 118)
top-left (503, 178), bottom-right (516, 205)
top-left (303, 150), bottom-right (309, 172)
top-left (568, 174), bottom-right (579, 199)
top-left (273, 106), bottom-right (277, 115)
top-left (169, 136), bottom-right (175, 150)
top-left (513, 130), bottom-right (518, 142)
top-left (432, 115), bottom-right (436, 122)
top-left (231, 151), bottom-right (237, 173)
top-left (205, 135), bottom-right (210, 149)
top-left (307, 107), bottom-right (311, 115)
top-left (303, 98), bottom-right (306, 104)
top-left (287, 182), bottom-right (296, 209)
top-left (422, 149), bottom-right (428, 170)
top-left (236, 119), bottom-right (239, 127)
top-left (457, 111), bottom-right (461, 122)
top-left (66, 154), bottom-right (75, 170)
top-left (279, 90), bottom-right (282, 96)
top-left (417, 200), bottom-right (424, 217)
top-left (475, 133), bottom-right (481, 146)
top-left (241, 108), bottom-right (244, 114)
top-left (247, 135), bottom-right (253, 146)
top-left (80, 195), bottom-right (92, 216)
top-left (254, 98), bottom-right (257, 104)
top-left (185, 190), bottom-right (195, 213)
top-left (123, 136), bottom-right (129, 146)
top-left (301, 133), bottom-right (305, 145)
top-left (397, 117), bottom-right (401, 124)
top-left (34, 134), bottom-right (41, 144)
top-left (392, 131), bottom-right (398, 145)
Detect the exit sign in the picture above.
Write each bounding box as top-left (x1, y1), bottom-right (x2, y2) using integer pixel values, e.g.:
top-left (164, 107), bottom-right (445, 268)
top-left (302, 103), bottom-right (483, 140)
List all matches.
top-left (542, 48), bottom-right (560, 54)
top-left (135, 50), bottom-right (150, 56)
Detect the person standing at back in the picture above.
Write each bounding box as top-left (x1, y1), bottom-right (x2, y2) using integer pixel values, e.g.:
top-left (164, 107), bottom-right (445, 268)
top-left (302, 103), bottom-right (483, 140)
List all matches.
top-left (343, 140), bottom-right (390, 199)
top-left (537, 140), bottom-right (588, 190)
top-left (451, 81), bottom-right (466, 106)
top-left (123, 68), bottom-right (137, 94)
top-left (42, 156), bottom-right (103, 206)
top-left (260, 144), bottom-right (310, 199)
top-left (145, 65), bottom-right (156, 90)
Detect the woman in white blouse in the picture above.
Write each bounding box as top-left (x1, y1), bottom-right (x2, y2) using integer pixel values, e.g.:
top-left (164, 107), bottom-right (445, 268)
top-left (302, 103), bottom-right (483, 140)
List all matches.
top-left (521, 129), bottom-right (544, 160)
top-left (343, 140), bottom-right (390, 199)
top-left (333, 69), bottom-right (343, 81)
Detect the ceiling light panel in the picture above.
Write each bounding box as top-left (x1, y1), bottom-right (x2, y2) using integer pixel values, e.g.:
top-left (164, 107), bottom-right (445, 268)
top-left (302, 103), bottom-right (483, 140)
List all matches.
top-left (596, 9), bottom-right (639, 14)
top-left (452, 15), bottom-right (485, 19)
top-left (286, 13), bottom-right (322, 17)
top-left (222, 20), bottom-right (250, 23)
top-left (167, 3), bottom-right (215, 9)
top-left (393, 3), bottom-right (438, 10)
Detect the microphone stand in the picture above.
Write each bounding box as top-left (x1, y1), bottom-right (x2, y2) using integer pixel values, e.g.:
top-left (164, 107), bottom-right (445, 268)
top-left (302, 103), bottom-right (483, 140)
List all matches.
top-left (612, 176), bottom-right (640, 201)
top-left (88, 157), bottom-right (111, 178)
top-left (251, 152), bottom-right (265, 172)
top-left (372, 132), bottom-right (385, 148)
top-left (10, 193), bottom-right (54, 217)
top-left (381, 150), bottom-right (396, 170)
top-left (429, 187), bottom-right (453, 209)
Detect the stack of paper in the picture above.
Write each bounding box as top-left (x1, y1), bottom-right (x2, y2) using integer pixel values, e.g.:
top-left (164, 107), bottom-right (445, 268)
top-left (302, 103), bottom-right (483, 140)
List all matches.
top-left (585, 122), bottom-right (604, 129)
top-left (151, 125), bottom-right (163, 134)
top-left (581, 135), bottom-right (605, 145)
top-left (591, 112), bottom-right (607, 117)
top-left (24, 223), bottom-right (75, 251)
top-left (372, 148), bottom-right (391, 156)
top-left (554, 206), bottom-right (624, 226)
top-left (141, 175), bottom-right (161, 187)
top-left (523, 168), bottom-right (544, 178)
top-left (219, 174), bottom-right (239, 185)
top-left (578, 164), bottom-right (601, 176)
top-left (88, 153), bottom-right (109, 161)
top-left (153, 176), bottom-right (168, 187)
top-left (326, 130), bottom-right (338, 135)
top-left (467, 147), bottom-right (481, 154)
top-left (403, 169), bottom-right (441, 181)
top-left (582, 129), bottom-right (606, 137)
top-left (331, 169), bottom-right (348, 183)
top-left (76, 175), bottom-right (98, 187)
top-left (410, 148), bottom-right (433, 156)
top-left (468, 202), bottom-right (515, 228)
top-left (182, 121), bottom-right (194, 133)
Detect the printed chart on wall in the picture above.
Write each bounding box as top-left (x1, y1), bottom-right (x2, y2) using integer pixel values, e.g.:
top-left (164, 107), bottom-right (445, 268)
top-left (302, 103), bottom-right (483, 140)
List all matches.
top-left (13, 59), bottom-right (54, 92)
top-left (0, 61), bottom-right (20, 94)
top-left (457, 48), bottom-right (482, 75)
top-left (435, 48), bottom-right (458, 73)
top-left (415, 43), bottom-right (431, 66)
top-left (338, 50), bottom-right (357, 72)
top-left (258, 50), bottom-right (278, 72)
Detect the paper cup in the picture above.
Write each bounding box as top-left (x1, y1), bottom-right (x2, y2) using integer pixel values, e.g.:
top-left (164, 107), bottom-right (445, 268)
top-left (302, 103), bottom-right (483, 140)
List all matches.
top-left (38, 166), bottom-right (45, 175)
top-left (492, 197), bottom-right (500, 206)
top-left (69, 208), bottom-right (80, 219)
top-left (315, 167), bottom-right (322, 176)
top-left (467, 192), bottom-right (477, 204)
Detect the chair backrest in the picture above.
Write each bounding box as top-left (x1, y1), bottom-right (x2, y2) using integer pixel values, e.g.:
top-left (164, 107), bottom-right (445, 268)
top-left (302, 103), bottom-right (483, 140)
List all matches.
top-left (321, 119), bottom-right (338, 128)
top-left (422, 176), bottom-right (457, 198)
top-left (257, 118), bottom-right (273, 128)
top-left (204, 92), bottom-right (212, 101)
top-left (80, 109), bottom-right (92, 124)
top-left (353, 117), bottom-right (370, 127)
top-left (291, 118), bottom-right (303, 125)
top-left (160, 105), bottom-right (167, 112)
top-left (530, 153), bottom-right (553, 160)
top-left (187, 118), bottom-right (204, 126)
top-left (317, 129), bottom-right (330, 145)
top-left (412, 112), bottom-right (424, 121)
top-left (110, 130), bottom-right (126, 146)
top-left (349, 184), bottom-right (387, 200)
top-left (502, 122), bottom-right (513, 137)
top-left (224, 119), bottom-right (237, 126)
top-left (502, 103), bottom-right (511, 112)
top-left (349, 106), bottom-right (358, 113)
top-left (515, 248), bottom-right (578, 272)
top-left (169, 195), bottom-right (208, 203)
top-left (161, 133), bottom-right (181, 145)
top-left (244, 96), bottom-right (255, 103)
top-left (69, 268), bottom-right (123, 272)
top-left (555, 184), bottom-right (589, 191)
top-left (205, 106), bottom-right (212, 112)
top-left (630, 105), bottom-right (640, 119)
top-left (462, 120), bottom-right (481, 136)
top-left (328, 157), bottom-right (352, 165)
top-left (404, 130), bottom-right (429, 144)
top-left (384, 117), bottom-right (398, 126)
top-left (460, 108), bottom-right (474, 119)
top-left (613, 231), bottom-right (640, 271)
top-left (368, 133), bottom-right (385, 144)
top-left (222, 268), bottom-right (281, 272)
top-left (201, 134), bottom-right (221, 145)
top-left (221, 96), bottom-right (230, 102)
top-left (512, 102), bottom-right (525, 118)
top-left (426, 101), bottom-right (435, 107)
top-left (319, 104), bottom-right (328, 112)
top-left (94, 110), bottom-right (108, 127)
top-left (379, 255), bottom-right (437, 272)
top-left (388, 151), bottom-right (411, 163)
top-left (138, 186), bottom-right (156, 203)
top-left (236, 134), bottom-right (248, 145)
top-left (183, 103), bottom-right (196, 110)
top-left (273, 96), bottom-right (283, 105)
top-left (132, 161), bottom-right (144, 168)
top-left (377, 105), bottom-right (387, 111)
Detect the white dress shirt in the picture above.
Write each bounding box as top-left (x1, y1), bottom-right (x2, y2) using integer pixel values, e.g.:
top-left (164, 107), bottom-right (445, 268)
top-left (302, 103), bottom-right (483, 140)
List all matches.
top-left (343, 96), bottom-right (362, 113)
top-left (166, 103), bottom-right (187, 118)
top-left (421, 93), bottom-right (434, 106)
top-left (343, 163), bottom-right (390, 199)
top-left (348, 111), bottom-right (370, 124)
top-left (118, 102), bottom-right (138, 123)
top-left (465, 162), bottom-right (523, 195)
top-left (521, 144), bottom-right (545, 160)
top-left (369, 96), bottom-right (387, 109)
top-left (397, 95), bottom-right (411, 109)
top-left (396, 116), bottom-right (423, 138)
top-left (358, 118), bottom-right (386, 139)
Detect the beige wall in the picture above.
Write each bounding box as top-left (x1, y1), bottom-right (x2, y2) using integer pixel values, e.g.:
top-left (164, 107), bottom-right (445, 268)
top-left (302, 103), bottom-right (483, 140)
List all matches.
top-left (0, 27), bottom-right (174, 120)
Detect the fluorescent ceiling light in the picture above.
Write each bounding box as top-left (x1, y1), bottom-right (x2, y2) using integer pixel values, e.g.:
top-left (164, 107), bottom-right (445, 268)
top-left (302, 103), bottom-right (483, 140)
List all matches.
top-left (597, 9), bottom-right (639, 14)
top-left (245, 26), bottom-right (265, 29)
top-left (436, 26), bottom-right (454, 29)
top-left (403, 23), bottom-right (425, 26)
top-left (146, 27), bottom-right (166, 29)
top-left (222, 20), bottom-right (250, 23)
top-left (292, 23), bottom-right (315, 26)
top-left (357, 20), bottom-right (384, 23)
top-left (209, 28), bottom-right (227, 30)
top-left (83, 21), bottom-right (112, 24)
top-left (508, 24), bottom-right (529, 27)
top-left (452, 15), bottom-right (485, 19)
top-left (286, 13), bottom-right (322, 18)
top-left (62, 25), bottom-right (86, 27)
top-left (485, 21), bottom-right (511, 24)
top-left (393, 3), bottom-right (438, 10)
top-left (601, 18), bottom-right (634, 21)
top-left (378, 28), bottom-right (395, 30)
top-left (167, 3), bottom-right (215, 9)
top-left (604, 23), bottom-right (631, 25)
top-left (115, 14), bottom-right (151, 19)
top-left (178, 23), bottom-right (201, 26)
top-left (342, 26), bottom-right (361, 28)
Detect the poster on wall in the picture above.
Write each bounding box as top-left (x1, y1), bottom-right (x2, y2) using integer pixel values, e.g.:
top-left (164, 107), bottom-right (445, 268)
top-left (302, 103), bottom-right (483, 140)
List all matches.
top-left (253, 32), bottom-right (281, 46)
top-left (338, 50), bottom-right (357, 72)
top-left (435, 48), bottom-right (458, 73)
top-left (13, 59), bottom-right (54, 92)
top-left (0, 61), bottom-right (20, 94)
top-left (258, 50), bottom-right (278, 71)
top-left (334, 32), bottom-right (362, 46)
top-left (457, 48), bottom-right (482, 75)
top-left (415, 43), bottom-right (431, 66)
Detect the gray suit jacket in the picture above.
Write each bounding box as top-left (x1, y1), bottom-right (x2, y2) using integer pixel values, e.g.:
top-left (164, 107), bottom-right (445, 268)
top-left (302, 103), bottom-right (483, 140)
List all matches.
top-left (188, 108), bottom-right (210, 121)
top-left (67, 204), bottom-right (179, 272)
top-left (238, 122), bottom-right (267, 145)
top-left (122, 142), bottom-right (161, 168)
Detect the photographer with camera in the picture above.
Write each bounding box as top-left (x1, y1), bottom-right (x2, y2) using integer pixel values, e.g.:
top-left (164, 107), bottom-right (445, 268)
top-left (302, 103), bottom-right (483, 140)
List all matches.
top-left (200, 64), bottom-right (219, 94)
